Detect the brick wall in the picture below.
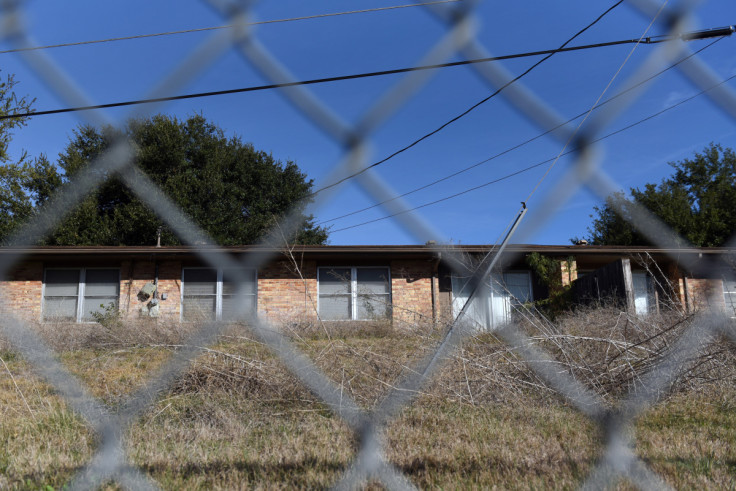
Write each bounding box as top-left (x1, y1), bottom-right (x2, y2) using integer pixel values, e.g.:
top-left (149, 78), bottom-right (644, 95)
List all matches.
top-left (685, 277), bottom-right (726, 313)
top-left (390, 259), bottom-right (435, 326)
top-left (1, 256), bottom-right (438, 327)
top-left (560, 259), bottom-right (577, 287)
top-left (258, 259), bottom-right (317, 322)
top-left (0, 261), bottom-right (43, 321)
top-left (118, 260), bottom-right (182, 320)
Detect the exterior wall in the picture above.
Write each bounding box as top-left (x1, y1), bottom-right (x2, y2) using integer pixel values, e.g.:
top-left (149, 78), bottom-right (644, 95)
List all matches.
top-left (0, 261), bottom-right (43, 322)
top-left (20, 251), bottom-right (735, 325)
top-left (0, 258), bottom-right (436, 326)
top-left (390, 259), bottom-right (435, 326)
top-left (664, 262), bottom-right (687, 311)
top-left (560, 259), bottom-right (577, 287)
top-left (685, 277), bottom-right (726, 313)
top-left (157, 261), bottom-right (183, 319)
top-left (119, 260), bottom-right (182, 320)
top-left (258, 259), bottom-right (318, 322)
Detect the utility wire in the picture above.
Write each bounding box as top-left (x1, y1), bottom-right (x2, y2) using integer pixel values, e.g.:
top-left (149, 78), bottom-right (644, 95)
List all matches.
top-left (309, 0), bottom-right (627, 196)
top-left (0, 39), bottom-right (649, 120)
top-left (3, 23), bottom-right (730, 122)
top-left (0, 1), bottom-right (460, 55)
top-left (329, 71), bottom-right (736, 234)
top-left (523, 0), bottom-right (667, 203)
top-left (317, 37), bottom-right (722, 225)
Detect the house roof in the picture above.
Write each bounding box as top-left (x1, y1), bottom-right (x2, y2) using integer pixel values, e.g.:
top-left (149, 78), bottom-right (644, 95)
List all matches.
top-left (0, 243), bottom-right (731, 261)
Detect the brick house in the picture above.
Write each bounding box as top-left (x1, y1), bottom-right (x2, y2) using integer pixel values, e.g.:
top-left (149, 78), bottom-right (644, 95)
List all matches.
top-left (0, 244), bottom-right (733, 328)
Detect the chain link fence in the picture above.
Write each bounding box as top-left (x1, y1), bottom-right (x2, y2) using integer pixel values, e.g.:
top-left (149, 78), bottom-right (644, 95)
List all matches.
top-left (1, 0), bottom-right (735, 489)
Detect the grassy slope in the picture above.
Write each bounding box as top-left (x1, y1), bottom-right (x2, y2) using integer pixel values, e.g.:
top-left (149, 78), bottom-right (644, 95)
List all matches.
top-left (0, 330), bottom-right (735, 489)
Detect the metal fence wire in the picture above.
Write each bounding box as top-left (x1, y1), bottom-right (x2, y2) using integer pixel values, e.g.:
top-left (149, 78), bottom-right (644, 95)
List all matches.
top-left (1, 0), bottom-right (735, 489)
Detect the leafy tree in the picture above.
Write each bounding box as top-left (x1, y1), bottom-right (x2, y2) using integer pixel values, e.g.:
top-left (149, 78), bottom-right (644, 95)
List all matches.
top-left (2, 114), bottom-right (328, 245)
top-left (577, 144), bottom-right (736, 247)
top-left (0, 72), bottom-right (39, 240)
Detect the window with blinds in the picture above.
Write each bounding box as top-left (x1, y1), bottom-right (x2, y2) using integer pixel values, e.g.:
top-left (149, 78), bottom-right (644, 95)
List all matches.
top-left (43, 268), bottom-right (120, 322)
top-left (181, 268), bottom-right (257, 321)
top-left (318, 267), bottom-right (390, 320)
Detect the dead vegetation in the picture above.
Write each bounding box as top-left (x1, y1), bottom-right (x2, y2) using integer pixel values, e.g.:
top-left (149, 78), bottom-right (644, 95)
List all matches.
top-left (1, 303), bottom-right (735, 489)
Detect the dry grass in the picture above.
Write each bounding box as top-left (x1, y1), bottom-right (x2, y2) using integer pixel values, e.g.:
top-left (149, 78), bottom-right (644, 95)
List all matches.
top-left (1, 308), bottom-right (735, 489)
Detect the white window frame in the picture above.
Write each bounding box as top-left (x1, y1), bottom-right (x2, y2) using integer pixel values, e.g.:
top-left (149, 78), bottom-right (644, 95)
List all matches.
top-left (317, 266), bottom-right (392, 321)
top-left (42, 267), bottom-right (121, 323)
top-left (180, 267), bottom-right (258, 321)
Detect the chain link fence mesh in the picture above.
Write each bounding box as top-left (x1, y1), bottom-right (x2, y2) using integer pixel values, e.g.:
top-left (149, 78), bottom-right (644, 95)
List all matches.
top-left (1, 0), bottom-right (735, 489)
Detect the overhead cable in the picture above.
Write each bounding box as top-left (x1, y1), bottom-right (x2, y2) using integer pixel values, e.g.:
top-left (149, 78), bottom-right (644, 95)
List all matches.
top-left (317, 37), bottom-right (722, 225)
top-left (308, 0), bottom-right (630, 196)
top-left (329, 72), bottom-right (736, 233)
top-left (6, 23), bottom-right (733, 122)
top-left (0, 1), bottom-right (460, 55)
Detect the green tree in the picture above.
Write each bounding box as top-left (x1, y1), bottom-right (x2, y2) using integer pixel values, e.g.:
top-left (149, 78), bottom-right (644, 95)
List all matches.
top-left (578, 144), bottom-right (736, 247)
top-left (3, 114), bottom-right (328, 245)
top-left (0, 72), bottom-right (39, 240)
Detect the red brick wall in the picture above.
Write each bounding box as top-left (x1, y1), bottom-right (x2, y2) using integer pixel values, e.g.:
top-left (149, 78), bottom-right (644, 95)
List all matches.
top-left (685, 277), bottom-right (726, 313)
top-left (258, 260), bottom-right (317, 322)
top-left (118, 260), bottom-right (182, 320)
top-left (1, 257), bottom-right (439, 326)
top-left (560, 260), bottom-right (577, 287)
top-left (390, 259), bottom-right (435, 326)
top-left (0, 261), bottom-right (43, 321)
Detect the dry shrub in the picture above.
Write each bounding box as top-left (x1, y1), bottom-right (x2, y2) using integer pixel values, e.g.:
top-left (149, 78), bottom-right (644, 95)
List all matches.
top-left (33, 317), bottom-right (197, 351)
top-left (172, 348), bottom-right (316, 404)
top-left (432, 301), bottom-right (736, 407)
top-left (5, 301), bottom-right (732, 411)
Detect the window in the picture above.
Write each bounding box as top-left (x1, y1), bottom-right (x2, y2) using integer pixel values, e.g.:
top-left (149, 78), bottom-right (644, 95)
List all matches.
top-left (724, 277), bottom-right (736, 318)
top-left (43, 268), bottom-right (120, 322)
top-left (318, 267), bottom-right (391, 320)
top-left (632, 271), bottom-right (655, 315)
top-left (181, 268), bottom-right (257, 321)
top-left (451, 271), bottom-right (532, 330)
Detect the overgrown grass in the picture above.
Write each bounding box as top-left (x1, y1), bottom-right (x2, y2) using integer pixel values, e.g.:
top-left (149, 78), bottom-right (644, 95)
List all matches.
top-left (1, 310), bottom-right (735, 489)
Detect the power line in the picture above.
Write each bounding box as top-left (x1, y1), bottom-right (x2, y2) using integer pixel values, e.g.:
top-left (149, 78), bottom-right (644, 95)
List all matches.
top-left (309, 0), bottom-right (629, 196)
top-left (308, 23), bottom-right (733, 197)
top-left (0, 1), bottom-right (460, 55)
top-left (3, 23), bottom-right (729, 122)
top-left (2, 39), bottom-right (656, 121)
top-left (524, 0), bottom-right (668, 203)
top-left (316, 37), bottom-right (722, 225)
top-left (329, 71), bottom-right (736, 234)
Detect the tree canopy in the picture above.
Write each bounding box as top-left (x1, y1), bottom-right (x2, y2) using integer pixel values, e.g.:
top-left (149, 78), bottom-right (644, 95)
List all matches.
top-left (577, 144), bottom-right (736, 247)
top-left (1, 114), bottom-right (328, 245)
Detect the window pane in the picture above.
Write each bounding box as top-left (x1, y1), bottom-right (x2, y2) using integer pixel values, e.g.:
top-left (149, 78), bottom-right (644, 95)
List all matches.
top-left (183, 269), bottom-right (217, 295)
top-left (357, 294), bottom-right (390, 319)
top-left (319, 268), bottom-right (351, 295)
top-left (85, 269), bottom-right (119, 296)
top-left (319, 295), bottom-right (351, 320)
top-left (183, 296), bottom-right (216, 321)
top-left (503, 273), bottom-right (531, 303)
top-left (45, 270), bottom-right (80, 296)
top-left (356, 268), bottom-right (390, 295)
top-left (221, 295), bottom-right (256, 321)
top-left (82, 297), bottom-right (118, 321)
top-left (222, 268), bottom-right (256, 295)
top-left (43, 297), bottom-right (78, 320)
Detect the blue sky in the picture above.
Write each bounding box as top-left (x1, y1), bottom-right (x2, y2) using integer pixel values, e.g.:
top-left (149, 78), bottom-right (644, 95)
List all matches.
top-left (2, 0), bottom-right (735, 246)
